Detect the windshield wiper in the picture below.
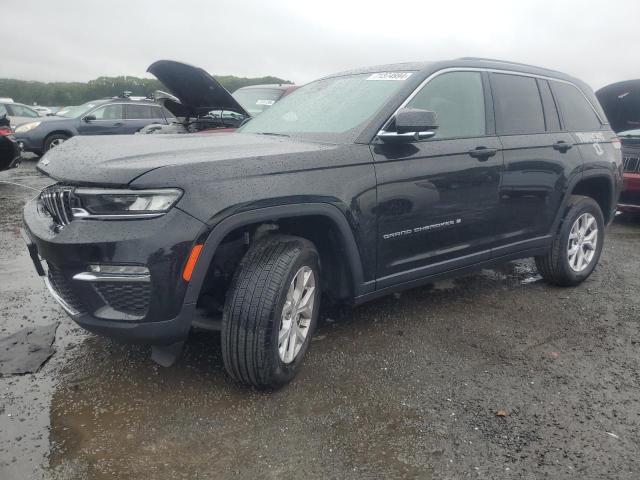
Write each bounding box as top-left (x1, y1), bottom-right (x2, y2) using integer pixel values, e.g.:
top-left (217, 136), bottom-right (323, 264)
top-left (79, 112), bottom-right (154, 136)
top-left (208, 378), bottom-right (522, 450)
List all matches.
top-left (256, 132), bottom-right (290, 138)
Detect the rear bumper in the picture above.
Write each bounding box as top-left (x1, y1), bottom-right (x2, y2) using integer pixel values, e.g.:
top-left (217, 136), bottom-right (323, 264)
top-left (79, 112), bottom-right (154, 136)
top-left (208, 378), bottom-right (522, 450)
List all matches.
top-left (618, 173), bottom-right (640, 212)
top-left (22, 196), bottom-right (207, 345)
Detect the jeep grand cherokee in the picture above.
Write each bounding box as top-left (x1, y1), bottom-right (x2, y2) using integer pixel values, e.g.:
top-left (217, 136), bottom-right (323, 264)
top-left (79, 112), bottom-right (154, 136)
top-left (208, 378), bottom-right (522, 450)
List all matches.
top-left (23, 58), bottom-right (622, 388)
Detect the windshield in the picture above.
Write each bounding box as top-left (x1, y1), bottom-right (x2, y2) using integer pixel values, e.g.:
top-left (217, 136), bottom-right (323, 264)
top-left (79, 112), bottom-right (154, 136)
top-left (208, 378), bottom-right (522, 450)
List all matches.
top-left (233, 88), bottom-right (284, 116)
top-left (238, 72), bottom-right (413, 142)
top-left (56, 101), bottom-right (102, 118)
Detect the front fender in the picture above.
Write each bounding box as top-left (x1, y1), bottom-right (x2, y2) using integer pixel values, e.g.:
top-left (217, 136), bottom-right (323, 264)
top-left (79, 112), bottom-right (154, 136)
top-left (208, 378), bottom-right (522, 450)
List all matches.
top-left (181, 203), bottom-right (372, 306)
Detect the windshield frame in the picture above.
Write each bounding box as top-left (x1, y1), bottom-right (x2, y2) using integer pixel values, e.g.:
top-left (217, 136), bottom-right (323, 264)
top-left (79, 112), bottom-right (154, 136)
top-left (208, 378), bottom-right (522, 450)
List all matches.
top-left (238, 71), bottom-right (422, 144)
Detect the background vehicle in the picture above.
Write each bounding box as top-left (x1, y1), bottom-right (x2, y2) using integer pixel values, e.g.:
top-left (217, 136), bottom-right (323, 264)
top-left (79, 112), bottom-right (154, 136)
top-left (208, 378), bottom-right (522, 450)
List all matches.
top-left (597, 80), bottom-right (640, 213)
top-left (23, 58), bottom-right (621, 389)
top-left (139, 60), bottom-right (249, 135)
top-left (32, 106), bottom-right (53, 116)
top-left (0, 115), bottom-right (22, 171)
top-left (232, 84), bottom-right (298, 116)
top-left (13, 96), bottom-right (174, 155)
top-left (0, 101), bottom-right (41, 127)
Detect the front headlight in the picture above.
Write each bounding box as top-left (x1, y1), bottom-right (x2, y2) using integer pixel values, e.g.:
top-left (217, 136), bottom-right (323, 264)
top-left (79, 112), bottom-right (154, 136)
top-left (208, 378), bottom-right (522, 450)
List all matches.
top-left (15, 121), bottom-right (41, 133)
top-left (72, 188), bottom-right (183, 219)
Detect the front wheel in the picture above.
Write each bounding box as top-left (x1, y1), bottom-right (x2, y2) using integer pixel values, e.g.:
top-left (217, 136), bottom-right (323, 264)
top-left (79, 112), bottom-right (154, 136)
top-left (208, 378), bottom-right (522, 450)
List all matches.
top-left (221, 235), bottom-right (320, 388)
top-left (535, 195), bottom-right (605, 286)
top-left (44, 133), bottom-right (69, 152)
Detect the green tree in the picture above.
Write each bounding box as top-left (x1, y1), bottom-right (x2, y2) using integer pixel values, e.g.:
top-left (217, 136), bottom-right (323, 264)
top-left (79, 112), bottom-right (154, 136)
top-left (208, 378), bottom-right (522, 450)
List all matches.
top-left (0, 74), bottom-right (292, 106)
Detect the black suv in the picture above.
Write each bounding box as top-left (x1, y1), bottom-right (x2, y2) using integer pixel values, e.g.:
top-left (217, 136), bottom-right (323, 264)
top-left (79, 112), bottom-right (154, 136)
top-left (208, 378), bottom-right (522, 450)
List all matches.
top-left (23, 58), bottom-right (622, 388)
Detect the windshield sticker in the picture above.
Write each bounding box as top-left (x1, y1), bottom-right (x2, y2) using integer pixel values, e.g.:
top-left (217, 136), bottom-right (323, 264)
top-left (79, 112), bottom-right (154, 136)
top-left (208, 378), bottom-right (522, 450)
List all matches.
top-left (256, 99), bottom-right (275, 106)
top-left (366, 72), bottom-right (412, 81)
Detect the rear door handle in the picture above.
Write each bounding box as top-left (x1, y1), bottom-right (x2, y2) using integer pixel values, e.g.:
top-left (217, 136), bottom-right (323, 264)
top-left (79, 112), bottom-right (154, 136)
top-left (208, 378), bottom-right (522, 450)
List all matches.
top-left (114, 122), bottom-right (124, 127)
top-left (553, 141), bottom-right (573, 152)
top-left (468, 146), bottom-right (498, 161)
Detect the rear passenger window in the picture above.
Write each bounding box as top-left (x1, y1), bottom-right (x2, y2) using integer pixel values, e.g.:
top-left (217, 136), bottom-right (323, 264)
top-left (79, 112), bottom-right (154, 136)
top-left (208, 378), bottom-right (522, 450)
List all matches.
top-left (551, 82), bottom-right (601, 131)
top-left (126, 105), bottom-right (155, 119)
top-left (491, 73), bottom-right (545, 135)
top-left (406, 71), bottom-right (485, 139)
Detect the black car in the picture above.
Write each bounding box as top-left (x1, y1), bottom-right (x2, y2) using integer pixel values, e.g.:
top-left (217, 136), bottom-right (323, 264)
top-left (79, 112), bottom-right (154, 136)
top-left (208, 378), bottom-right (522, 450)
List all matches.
top-left (23, 58), bottom-right (622, 388)
top-left (14, 97), bottom-right (174, 155)
top-left (0, 115), bottom-right (22, 171)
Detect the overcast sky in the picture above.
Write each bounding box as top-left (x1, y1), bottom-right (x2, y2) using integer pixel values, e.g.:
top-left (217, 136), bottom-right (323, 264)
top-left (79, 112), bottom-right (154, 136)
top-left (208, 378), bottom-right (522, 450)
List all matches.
top-left (1, 0), bottom-right (638, 90)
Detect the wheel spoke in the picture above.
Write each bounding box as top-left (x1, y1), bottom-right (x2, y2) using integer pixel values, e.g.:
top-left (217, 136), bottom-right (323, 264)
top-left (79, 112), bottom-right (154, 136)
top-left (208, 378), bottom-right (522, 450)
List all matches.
top-left (286, 323), bottom-right (298, 362)
top-left (279, 321), bottom-right (291, 345)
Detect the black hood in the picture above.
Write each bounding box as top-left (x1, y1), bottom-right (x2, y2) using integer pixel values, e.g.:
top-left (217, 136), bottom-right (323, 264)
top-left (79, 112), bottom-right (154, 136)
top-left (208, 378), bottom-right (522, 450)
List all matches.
top-left (596, 80), bottom-right (640, 133)
top-left (36, 133), bottom-right (333, 186)
top-left (147, 60), bottom-right (248, 118)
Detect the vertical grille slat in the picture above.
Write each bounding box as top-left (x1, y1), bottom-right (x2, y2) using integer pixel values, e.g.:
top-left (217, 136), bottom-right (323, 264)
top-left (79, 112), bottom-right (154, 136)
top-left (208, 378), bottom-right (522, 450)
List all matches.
top-left (40, 185), bottom-right (74, 227)
top-left (623, 156), bottom-right (640, 173)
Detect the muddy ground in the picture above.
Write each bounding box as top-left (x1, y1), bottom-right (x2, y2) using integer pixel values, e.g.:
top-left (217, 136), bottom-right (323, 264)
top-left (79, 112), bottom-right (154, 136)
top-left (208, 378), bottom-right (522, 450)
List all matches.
top-left (1, 159), bottom-right (639, 479)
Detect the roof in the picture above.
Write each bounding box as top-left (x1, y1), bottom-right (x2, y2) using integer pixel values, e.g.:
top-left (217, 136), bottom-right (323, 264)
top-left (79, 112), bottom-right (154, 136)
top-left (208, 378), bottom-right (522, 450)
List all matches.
top-left (323, 58), bottom-right (574, 83)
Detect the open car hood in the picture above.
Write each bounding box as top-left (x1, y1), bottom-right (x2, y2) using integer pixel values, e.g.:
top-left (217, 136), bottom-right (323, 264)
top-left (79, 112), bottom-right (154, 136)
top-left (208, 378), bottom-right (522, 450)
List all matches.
top-left (148, 60), bottom-right (249, 118)
top-left (596, 80), bottom-right (640, 133)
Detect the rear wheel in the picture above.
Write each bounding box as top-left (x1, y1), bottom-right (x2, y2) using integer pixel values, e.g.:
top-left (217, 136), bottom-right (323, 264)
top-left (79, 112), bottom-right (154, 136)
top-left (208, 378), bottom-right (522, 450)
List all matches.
top-left (535, 195), bottom-right (604, 286)
top-left (221, 235), bottom-right (320, 388)
top-left (44, 133), bottom-right (69, 152)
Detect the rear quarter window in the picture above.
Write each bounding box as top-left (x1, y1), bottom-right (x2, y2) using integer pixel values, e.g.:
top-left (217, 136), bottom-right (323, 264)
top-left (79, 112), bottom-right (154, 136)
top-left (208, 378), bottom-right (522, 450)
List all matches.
top-left (551, 82), bottom-right (602, 131)
top-left (491, 73), bottom-right (545, 135)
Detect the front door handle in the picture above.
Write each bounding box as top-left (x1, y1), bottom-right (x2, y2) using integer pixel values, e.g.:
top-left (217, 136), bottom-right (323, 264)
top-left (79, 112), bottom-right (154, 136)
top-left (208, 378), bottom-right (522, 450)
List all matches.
top-left (114, 122), bottom-right (125, 127)
top-left (553, 141), bottom-right (573, 153)
top-left (468, 146), bottom-right (498, 161)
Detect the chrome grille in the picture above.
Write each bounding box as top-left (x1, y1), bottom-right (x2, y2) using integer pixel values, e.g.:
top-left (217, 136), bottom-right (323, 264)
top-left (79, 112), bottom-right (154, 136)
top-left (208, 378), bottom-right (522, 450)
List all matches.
top-left (40, 185), bottom-right (73, 226)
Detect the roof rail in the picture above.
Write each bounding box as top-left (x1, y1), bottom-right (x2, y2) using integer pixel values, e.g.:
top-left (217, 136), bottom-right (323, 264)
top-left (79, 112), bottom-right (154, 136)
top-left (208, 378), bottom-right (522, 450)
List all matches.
top-left (457, 57), bottom-right (562, 74)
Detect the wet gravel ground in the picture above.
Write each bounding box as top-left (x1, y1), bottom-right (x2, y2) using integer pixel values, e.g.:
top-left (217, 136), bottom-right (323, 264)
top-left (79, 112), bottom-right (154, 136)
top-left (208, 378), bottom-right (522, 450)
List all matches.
top-left (1, 159), bottom-right (640, 479)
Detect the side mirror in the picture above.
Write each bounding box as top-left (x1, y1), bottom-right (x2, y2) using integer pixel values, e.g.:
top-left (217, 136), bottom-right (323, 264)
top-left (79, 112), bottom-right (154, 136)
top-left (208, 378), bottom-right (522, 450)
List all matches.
top-left (378, 108), bottom-right (438, 143)
top-left (83, 115), bottom-right (96, 122)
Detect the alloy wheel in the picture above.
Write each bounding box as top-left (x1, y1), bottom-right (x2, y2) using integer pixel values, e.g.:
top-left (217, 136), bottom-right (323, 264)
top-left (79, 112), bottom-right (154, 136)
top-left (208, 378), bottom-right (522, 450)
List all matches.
top-left (567, 212), bottom-right (598, 272)
top-left (278, 265), bottom-right (316, 364)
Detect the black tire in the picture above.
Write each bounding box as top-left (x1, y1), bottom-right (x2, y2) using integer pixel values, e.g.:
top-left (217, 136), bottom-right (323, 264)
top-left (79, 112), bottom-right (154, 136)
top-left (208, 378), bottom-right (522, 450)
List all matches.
top-left (535, 195), bottom-right (605, 286)
top-left (221, 234), bottom-right (320, 388)
top-left (44, 133), bottom-right (69, 152)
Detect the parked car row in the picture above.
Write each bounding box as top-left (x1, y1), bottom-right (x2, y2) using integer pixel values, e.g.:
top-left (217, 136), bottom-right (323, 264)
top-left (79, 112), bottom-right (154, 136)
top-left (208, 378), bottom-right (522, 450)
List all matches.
top-left (5, 61), bottom-right (297, 153)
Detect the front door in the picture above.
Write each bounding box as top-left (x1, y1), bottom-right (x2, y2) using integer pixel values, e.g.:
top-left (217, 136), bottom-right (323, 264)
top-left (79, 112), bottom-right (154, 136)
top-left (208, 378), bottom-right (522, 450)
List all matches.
top-left (372, 71), bottom-right (503, 288)
top-left (78, 104), bottom-right (125, 135)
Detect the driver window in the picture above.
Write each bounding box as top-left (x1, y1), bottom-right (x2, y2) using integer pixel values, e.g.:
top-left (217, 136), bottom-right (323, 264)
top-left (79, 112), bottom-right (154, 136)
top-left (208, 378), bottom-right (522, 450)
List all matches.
top-left (91, 104), bottom-right (124, 120)
top-left (406, 71), bottom-right (485, 139)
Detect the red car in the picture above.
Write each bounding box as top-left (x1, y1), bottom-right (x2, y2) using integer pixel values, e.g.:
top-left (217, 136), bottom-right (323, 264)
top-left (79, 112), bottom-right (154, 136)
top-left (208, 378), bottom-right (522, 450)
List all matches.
top-left (597, 80), bottom-right (640, 213)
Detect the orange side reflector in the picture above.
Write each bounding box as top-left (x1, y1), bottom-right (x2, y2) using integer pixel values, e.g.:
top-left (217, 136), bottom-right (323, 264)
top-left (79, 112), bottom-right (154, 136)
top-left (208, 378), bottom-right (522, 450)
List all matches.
top-left (182, 244), bottom-right (204, 282)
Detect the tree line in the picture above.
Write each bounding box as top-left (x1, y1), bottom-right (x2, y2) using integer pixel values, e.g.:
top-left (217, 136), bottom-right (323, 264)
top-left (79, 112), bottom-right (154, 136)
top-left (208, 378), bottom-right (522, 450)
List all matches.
top-left (0, 74), bottom-right (292, 107)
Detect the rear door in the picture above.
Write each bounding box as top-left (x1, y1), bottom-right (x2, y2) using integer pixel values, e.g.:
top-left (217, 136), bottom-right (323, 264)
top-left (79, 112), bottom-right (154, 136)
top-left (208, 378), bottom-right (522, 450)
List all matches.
top-left (551, 80), bottom-right (616, 172)
top-left (372, 71), bottom-right (503, 286)
top-left (490, 73), bottom-right (582, 255)
top-left (78, 104), bottom-right (125, 135)
top-left (124, 104), bottom-right (167, 133)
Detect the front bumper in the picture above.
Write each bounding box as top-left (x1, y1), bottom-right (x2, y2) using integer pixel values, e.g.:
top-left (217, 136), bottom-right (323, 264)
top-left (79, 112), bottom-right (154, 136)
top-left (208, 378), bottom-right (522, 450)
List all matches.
top-left (22, 196), bottom-right (207, 344)
top-left (618, 173), bottom-right (640, 212)
top-left (14, 130), bottom-right (47, 154)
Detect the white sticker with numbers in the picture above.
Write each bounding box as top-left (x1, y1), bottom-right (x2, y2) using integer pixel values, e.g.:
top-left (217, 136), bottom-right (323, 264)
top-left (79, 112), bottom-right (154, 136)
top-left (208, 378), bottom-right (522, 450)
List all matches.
top-left (366, 72), bottom-right (412, 81)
